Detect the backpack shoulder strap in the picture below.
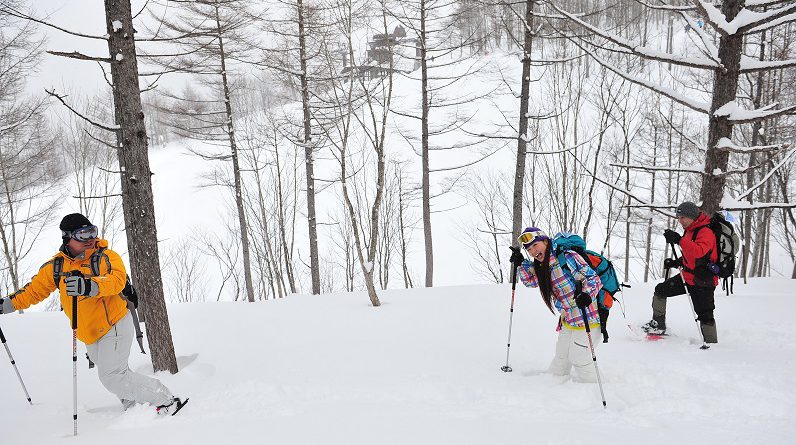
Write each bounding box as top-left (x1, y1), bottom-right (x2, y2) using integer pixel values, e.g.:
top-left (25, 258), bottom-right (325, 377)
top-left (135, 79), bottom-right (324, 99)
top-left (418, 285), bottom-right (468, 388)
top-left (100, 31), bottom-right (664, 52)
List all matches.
top-left (554, 247), bottom-right (570, 270)
top-left (52, 257), bottom-right (64, 287)
top-left (90, 247), bottom-right (111, 277)
top-left (557, 249), bottom-right (589, 273)
top-left (691, 225), bottom-right (703, 242)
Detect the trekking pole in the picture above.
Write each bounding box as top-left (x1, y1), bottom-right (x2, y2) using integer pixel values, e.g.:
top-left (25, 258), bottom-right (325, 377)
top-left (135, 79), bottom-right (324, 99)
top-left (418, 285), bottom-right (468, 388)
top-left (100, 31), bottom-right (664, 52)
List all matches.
top-left (0, 323), bottom-right (32, 404)
top-left (670, 243), bottom-right (710, 350)
top-left (70, 273), bottom-right (79, 436)
top-left (501, 253), bottom-right (521, 373)
top-left (577, 285), bottom-right (606, 408)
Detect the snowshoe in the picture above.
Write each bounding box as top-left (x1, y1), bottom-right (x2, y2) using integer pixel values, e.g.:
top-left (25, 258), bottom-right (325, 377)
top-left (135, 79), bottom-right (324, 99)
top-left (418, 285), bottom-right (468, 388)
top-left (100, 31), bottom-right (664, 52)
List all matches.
top-left (641, 319), bottom-right (666, 335)
top-left (646, 332), bottom-right (669, 341)
top-left (156, 397), bottom-right (189, 416)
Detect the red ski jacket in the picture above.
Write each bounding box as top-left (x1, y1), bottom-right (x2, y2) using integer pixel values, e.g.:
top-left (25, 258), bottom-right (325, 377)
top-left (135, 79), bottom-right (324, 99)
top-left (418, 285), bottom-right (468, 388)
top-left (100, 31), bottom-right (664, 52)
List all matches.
top-left (679, 213), bottom-right (718, 287)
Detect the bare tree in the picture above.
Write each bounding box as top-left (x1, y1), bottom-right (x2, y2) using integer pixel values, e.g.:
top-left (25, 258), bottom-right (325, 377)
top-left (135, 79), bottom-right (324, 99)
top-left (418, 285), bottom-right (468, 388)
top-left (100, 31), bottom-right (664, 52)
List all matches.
top-left (1, 0), bottom-right (182, 372)
top-left (550, 0), bottom-right (796, 216)
top-left (314, 0), bottom-right (400, 306)
top-left (261, 0), bottom-right (332, 295)
top-left (510, 0), bottom-right (537, 246)
top-left (390, 0), bottom-right (493, 287)
top-left (459, 170), bottom-right (512, 283)
top-left (57, 94), bottom-right (124, 245)
top-left (143, 0), bottom-right (261, 302)
top-left (163, 237), bottom-right (208, 303)
top-left (0, 5), bottom-right (59, 294)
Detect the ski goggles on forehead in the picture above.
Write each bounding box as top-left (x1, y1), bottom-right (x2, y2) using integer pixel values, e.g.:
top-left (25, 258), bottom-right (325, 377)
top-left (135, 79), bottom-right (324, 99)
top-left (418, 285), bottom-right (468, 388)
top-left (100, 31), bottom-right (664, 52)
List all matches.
top-left (64, 225), bottom-right (98, 242)
top-left (518, 232), bottom-right (547, 246)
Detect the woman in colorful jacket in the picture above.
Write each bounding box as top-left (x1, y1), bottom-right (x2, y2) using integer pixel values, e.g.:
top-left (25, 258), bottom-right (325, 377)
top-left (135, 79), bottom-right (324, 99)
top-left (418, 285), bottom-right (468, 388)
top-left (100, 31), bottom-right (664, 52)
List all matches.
top-left (0, 213), bottom-right (183, 414)
top-left (509, 227), bottom-right (603, 382)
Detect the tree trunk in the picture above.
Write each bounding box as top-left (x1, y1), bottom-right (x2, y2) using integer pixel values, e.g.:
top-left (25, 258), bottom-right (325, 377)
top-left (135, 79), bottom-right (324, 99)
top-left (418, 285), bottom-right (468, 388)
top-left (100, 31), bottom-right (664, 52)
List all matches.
top-left (420, 0), bottom-right (434, 287)
top-left (624, 138), bottom-right (631, 282)
top-left (105, 0), bottom-right (177, 373)
top-left (215, 6), bottom-right (255, 303)
top-left (742, 26), bottom-right (767, 283)
top-left (791, 259), bottom-right (796, 279)
top-left (398, 170), bottom-right (413, 288)
top-left (297, 0), bottom-right (321, 294)
top-left (255, 168), bottom-right (284, 299)
top-left (511, 0), bottom-right (535, 246)
top-left (644, 125), bottom-right (658, 282)
top-left (699, 0), bottom-right (744, 214)
top-left (273, 144), bottom-right (297, 294)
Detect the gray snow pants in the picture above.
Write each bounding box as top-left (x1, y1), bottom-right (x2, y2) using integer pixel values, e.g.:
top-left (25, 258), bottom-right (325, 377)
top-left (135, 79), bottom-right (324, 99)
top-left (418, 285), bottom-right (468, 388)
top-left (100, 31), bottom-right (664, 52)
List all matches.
top-left (85, 312), bottom-right (173, 407)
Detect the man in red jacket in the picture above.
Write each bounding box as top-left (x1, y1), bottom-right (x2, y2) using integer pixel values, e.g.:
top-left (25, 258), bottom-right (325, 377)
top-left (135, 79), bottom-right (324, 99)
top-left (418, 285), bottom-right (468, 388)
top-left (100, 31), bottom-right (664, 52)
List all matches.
top-left (642, 202), bottom-right (719, 343)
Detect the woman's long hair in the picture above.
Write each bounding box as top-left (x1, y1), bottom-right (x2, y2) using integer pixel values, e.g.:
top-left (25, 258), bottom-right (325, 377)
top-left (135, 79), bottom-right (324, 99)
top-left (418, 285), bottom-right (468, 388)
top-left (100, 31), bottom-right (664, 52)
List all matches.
top-left (534, 240), bottom-right (555, 313)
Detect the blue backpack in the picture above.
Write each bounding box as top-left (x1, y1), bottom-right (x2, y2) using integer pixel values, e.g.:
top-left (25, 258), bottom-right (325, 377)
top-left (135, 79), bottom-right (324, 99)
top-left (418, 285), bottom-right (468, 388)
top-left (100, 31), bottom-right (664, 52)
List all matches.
top-left (553, 232), bottom-right (623, 342)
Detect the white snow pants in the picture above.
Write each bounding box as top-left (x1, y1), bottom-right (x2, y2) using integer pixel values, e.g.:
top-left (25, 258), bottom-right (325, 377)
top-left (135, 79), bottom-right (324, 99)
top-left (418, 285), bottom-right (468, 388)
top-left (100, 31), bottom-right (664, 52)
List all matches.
top-left (547, 327), bottom-right (601, 383)
top-left (86, 312), bottom-right (173, 406)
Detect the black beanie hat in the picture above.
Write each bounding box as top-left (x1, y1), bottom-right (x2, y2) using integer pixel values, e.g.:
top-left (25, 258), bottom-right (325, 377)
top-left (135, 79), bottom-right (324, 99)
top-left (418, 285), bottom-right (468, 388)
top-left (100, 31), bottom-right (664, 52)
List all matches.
top-left (675, 202), bottom-right (701, 219)
top-left (60, 213), bottom-right (92, 233)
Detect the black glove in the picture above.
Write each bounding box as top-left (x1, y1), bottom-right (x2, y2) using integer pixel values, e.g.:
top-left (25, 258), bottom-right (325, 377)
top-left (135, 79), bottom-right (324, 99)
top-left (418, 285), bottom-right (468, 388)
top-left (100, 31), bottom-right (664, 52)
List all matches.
top-left (663, 257), bottom-right (682, 269)
top-left (663, 229), bottom-right (681, 245)
top-left (575, 292), bottom-right (591, 309)
top-left (65, 276), bottom-right (99, 297)
top-left (509, 246), bottom-right (524, 267)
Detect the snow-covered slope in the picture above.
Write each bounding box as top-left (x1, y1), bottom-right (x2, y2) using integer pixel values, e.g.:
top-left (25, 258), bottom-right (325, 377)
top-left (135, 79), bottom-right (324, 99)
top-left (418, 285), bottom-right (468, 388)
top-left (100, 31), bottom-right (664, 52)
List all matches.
top-left (0, 278), bottom-right (793, 444)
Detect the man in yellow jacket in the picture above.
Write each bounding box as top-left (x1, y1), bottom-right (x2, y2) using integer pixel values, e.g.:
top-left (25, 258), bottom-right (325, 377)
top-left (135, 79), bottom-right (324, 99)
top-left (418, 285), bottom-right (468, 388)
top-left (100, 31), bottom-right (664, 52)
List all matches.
top-left (0, 213), bottom-right (182, 414)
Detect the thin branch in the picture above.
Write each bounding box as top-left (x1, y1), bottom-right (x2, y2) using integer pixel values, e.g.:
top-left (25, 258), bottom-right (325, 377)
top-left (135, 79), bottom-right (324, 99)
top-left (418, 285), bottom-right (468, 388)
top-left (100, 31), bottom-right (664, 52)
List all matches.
top-left (716, 138), bottom-right (790, 153)
top-left (736, 144), bottom-right (796, 200)
top-left (47, 50), bottom-right (111, 63)
top-left (0, 5), bottom-right (108, 41)
top-left (610, 163), bottom-right (704, 174)
top-left (72, 193), bottom-right (123, 199)
top-left (45, 89), bottom-right (120, 133)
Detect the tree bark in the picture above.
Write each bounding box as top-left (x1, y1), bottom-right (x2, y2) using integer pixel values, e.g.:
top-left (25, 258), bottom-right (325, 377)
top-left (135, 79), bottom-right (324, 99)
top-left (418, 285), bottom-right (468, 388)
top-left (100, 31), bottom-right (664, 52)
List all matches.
top-left (511, 0), bottom-right (535, 246)
top-left (397, 169), bottom-right (413, 288)
top-left (105, 0), bottom-right (177, 373)
top-left (644, 124), bottom-right (658, 282)
top-left (297, 0), bottom-right (321, 294)
top-left (624, 133), bottom-right (631, 282)
top-left (741, 26), bottom-right (767, 283)
top-left (214, 5), bottom-right (255, 303)
top-left (274, 146), bottom-right (296, 293)
top-left (699, 0), bottom-right (744, 214)
top-left (420, 0), bottom-right (433, 287)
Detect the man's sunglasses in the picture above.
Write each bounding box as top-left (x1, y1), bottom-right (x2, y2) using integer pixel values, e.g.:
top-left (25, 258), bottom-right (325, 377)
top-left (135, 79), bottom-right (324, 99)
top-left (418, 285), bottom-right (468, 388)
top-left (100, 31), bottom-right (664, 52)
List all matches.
top-left (64, 225), bottom-right (98, 242)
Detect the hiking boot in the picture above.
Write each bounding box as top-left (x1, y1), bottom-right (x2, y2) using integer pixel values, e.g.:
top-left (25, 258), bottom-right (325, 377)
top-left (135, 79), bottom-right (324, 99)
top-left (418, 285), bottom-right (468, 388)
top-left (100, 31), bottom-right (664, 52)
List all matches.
top-left (701, 320), bottom-right (718, 343)
top-left (156, 397), bottom-right (188, 416)
top-left (642, 319), bottom-right (666, 335)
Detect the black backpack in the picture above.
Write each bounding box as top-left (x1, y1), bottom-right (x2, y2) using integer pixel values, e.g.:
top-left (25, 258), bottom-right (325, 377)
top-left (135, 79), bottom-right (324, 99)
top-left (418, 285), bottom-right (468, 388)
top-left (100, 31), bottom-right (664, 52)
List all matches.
top-left (692, 212), bottom-right (740, 294)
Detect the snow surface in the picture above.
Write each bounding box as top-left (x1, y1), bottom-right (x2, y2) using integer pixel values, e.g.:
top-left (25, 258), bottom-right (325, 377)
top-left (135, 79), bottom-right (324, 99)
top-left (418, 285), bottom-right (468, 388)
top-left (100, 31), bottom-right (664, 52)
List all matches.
top-left (1, 278), bottom-right (794, 444)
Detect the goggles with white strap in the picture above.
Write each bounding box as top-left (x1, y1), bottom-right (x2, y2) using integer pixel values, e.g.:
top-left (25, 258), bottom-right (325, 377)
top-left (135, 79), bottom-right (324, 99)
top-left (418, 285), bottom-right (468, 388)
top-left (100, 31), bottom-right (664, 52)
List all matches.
top-left (63, 225), bottom-right (98, 242)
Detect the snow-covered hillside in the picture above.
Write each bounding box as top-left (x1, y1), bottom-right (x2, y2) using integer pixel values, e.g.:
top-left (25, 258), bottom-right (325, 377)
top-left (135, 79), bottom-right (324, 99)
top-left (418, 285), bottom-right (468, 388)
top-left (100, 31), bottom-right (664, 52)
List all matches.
top-left (1, 278), bottom-right (793, 444)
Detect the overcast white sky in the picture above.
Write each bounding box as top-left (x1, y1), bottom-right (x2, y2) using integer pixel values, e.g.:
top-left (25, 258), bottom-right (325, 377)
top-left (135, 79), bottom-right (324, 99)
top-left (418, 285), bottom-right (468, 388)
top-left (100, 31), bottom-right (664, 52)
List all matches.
top-left (24, 1), bottom-right (110, 96)
top-left (25, 1), bottom-right (186, 99)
